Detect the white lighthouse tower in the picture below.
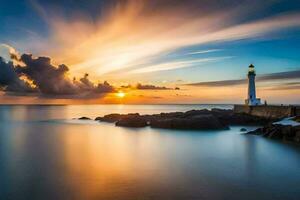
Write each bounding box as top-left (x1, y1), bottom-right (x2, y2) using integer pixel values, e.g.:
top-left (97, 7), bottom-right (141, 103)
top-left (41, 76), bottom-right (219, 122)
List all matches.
top-left (245, 64), bottom-right (261, 106)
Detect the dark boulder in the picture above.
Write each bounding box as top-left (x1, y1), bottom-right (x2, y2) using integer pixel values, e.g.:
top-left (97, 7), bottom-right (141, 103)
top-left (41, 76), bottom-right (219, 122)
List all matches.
top-left (115, 115), bottom-right (148, 128)
top-left (158, 112), bottom-right (184, 118)
top-left (183, 109), bottom-right (211, 118)
top-left (150, 114), bottom-right (228, 130)
top-left (98, 113), bottom-right (123, 122)
top-left (95, 116), bottom-right (103, 121)
top-left (247, 124), bottom-right (300, 144)
top-left (267, 126), bottom-right (284, 139)
top-left (78, 117), bottom-right (91, 120)
top-left (97, 113), bottom-right (140, 123)
top-left (240, 128), bottom-right (247, 132)
top-left (246, 128), bottom-right (263, 135)
top-left (219, 113), bottom-right (274, 126)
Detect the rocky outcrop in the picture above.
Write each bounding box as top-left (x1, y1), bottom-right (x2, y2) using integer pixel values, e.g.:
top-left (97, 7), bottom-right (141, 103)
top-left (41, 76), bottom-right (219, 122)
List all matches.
top-left (93, 109), bottom-right (275, 130)
top-left (78, 109), bottom-right (300, 144)
top-left (247, 123), bottom-right (300, 143)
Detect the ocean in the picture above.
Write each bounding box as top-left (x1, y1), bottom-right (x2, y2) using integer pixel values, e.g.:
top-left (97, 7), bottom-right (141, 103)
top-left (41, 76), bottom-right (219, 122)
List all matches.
top-left (0, 105), bottom-right (299, 200)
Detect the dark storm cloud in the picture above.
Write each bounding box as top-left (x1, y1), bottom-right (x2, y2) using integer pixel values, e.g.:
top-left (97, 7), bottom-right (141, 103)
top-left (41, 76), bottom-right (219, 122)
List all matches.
top-left (16, 54), bottom-right (78, 95)
top-left (0, 57), bottom-right (36, 93)
top-left (187, 70), bottom-right (300, 87)
top-left (0, 58), bottom-right (18, 86)
top-left (94, 81), bottom-right (115, 93)
top-left (0, 54), bottom-right (115, 98)
top-left (73, 74), bottom-right (115, 93)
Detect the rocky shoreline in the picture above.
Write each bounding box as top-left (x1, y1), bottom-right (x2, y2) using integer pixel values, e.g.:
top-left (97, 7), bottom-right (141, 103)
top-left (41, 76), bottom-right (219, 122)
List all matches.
top-left (247, 117), bottom-right (300, 144)
top-left (78, 109), bottom-right (300, 144)
top-left (80, 108), bottom-right (275, 128)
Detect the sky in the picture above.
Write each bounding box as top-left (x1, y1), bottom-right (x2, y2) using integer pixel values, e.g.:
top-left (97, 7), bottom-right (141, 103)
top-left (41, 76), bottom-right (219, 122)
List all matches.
top-left (0, 0), bottom-right (300, 104)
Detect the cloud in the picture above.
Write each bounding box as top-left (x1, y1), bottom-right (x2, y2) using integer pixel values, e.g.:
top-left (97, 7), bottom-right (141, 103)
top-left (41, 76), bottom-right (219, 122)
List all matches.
top-left (0, 44), bottom-right (23, 65)
top-left (257, 70), bottom-right (300, 81)
top-left (1, 44), bottom-right (18, 56)
top-left (94, 81), bottom-right (115, 93)
top-left (128, 57), bottom-right (233, 74)
top-left (266, 81), bottom-right (300, 91)
top-left (188, 79), bottom-right (247, 87)
top-left (121, 83), bottom-right (174, 90)
top-left (136, 83), bottom-right (171, 90)
top-left (0, 58), bottom-right (19, 86)
top-left (187, 70), bottom-right (300, 87)
top-left (16, 54), bottom-right (78, 95)
top-left (0, 57), bottom-right (36, 93)
top-left (186, 49), bottom-right (222, 55)
top-left (1, 50), bottom-right (179, 98)
top-left (0, 52), bottom-right (116, 98)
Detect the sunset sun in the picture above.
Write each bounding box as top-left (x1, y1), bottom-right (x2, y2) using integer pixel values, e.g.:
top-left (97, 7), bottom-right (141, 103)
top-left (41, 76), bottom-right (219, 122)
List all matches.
top-left (116, 91), bottom-right (126, 98)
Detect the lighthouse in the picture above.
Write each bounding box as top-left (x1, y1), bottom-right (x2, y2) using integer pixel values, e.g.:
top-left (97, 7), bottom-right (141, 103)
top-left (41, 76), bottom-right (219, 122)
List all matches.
top-left (245, 64), bottom-right (261, 106)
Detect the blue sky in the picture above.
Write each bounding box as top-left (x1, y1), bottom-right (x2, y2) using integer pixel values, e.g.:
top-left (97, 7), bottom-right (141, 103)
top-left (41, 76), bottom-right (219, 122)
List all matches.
top-left (0, 0), bottom-right (300, 104)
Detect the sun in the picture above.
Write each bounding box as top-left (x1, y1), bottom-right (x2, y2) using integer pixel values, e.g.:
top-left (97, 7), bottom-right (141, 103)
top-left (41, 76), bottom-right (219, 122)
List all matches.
top-left (116, 91), bottom-right (126, 98)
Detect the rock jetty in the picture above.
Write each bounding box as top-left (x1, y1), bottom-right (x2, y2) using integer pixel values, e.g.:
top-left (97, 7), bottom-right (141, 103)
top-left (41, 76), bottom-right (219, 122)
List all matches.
top-left (89, 108), bottom-right (276, 130)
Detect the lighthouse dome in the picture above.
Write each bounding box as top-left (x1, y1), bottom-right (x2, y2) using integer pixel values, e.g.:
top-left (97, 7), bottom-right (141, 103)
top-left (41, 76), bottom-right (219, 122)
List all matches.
top-left (248, 64), bottom-right (255, 75)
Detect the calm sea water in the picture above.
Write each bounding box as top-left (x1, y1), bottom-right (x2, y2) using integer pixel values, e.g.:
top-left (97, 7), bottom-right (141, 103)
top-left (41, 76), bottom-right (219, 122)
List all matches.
top-left (0, 105), bottom-right (299, 200)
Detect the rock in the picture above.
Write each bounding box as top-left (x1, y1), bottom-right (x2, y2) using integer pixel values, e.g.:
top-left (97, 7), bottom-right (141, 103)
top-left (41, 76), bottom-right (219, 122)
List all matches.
top-left (248, 123), bottom-right (300, 144)
top-left (240, 128), bottom-right (247, 132)
top-left (95, 116), bottom-right (103, 121)
top-left (293, 116), bottom-right (300, 122)
top-left (94, 109), bottom-right (274, 126)
top-left (89, 109), bottom-right (300, 144)
top-left (267, 128), bottom-right (283, 139)
top-left (98, 113), bottom-right (123, 122)
top-left (218, 113), bottom-right (273, 126)
top-left (78, 117), bottom-right (91, 120)
top-left (97, 113), bottom-right (140, 123)
top-left (183, 109), bottom-right (211, 117)
top-left (246, 128), bottom-right (262, 135)
top-left (159, 112), bottom-right (184, 118)
top-left (150, 114), bottom-right (228, 130)
top-left (115, 115), bottom-right (148, 128)
top-left (211, 108), bottom-right (233, 113)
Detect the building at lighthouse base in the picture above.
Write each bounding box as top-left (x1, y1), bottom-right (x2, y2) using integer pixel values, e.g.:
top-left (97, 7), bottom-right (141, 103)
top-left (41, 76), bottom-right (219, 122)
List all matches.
top-left (245, 98), bottom-right (261, 106)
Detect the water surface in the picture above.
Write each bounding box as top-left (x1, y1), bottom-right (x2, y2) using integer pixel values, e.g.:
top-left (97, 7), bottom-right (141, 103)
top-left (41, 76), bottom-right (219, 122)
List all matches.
top-left (0, 105), bottom-right (299, 200)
